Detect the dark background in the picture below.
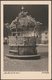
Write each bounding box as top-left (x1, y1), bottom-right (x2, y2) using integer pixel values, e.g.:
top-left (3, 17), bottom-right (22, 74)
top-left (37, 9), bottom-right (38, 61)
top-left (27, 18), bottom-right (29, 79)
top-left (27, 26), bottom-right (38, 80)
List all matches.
top-left (4, 5), bottom-right (48, 26)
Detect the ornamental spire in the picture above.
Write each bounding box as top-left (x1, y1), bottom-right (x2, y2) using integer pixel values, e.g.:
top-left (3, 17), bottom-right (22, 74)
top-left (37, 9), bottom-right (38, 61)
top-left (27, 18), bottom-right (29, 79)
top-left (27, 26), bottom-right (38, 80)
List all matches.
top-left (21, 6), bottom-right (24, 11)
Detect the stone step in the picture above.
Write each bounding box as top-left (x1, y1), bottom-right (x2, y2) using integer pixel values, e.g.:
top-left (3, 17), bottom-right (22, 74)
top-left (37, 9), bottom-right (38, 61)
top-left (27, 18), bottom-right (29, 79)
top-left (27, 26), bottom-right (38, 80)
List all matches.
top-left (6, 54), bottom-right (40, 60)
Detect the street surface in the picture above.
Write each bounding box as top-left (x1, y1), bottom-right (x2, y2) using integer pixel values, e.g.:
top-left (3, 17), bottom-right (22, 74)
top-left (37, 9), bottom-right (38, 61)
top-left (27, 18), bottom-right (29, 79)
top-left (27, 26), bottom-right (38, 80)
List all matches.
top-left (4, 44), bottom-right (48, 71)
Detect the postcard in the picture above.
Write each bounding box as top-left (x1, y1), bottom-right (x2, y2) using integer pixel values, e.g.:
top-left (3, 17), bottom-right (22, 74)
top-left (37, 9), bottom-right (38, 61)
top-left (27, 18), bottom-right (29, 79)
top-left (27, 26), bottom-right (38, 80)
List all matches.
top-left (1, 1), bottom-right (51, 79)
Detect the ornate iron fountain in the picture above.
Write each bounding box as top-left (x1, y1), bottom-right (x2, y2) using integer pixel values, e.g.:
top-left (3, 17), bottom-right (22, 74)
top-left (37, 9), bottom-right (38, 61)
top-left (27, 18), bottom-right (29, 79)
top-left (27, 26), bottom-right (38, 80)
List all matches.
top-left (6, 6), bottom-right (40, 59)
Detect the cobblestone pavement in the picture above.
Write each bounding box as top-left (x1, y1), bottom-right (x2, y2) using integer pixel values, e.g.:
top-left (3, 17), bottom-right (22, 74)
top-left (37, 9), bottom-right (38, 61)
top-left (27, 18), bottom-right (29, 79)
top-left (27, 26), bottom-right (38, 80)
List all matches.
top-left (4, 44), bottom-right (48, 71)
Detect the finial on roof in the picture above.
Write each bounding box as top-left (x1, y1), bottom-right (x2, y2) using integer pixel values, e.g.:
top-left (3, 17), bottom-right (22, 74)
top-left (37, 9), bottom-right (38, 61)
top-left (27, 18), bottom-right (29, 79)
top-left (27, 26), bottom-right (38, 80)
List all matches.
top-left (21, 6), bottom-right (24, 11)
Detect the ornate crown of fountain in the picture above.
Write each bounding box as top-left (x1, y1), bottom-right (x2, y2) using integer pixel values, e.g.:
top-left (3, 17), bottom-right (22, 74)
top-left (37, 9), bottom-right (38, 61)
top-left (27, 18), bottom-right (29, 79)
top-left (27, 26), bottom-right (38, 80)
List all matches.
top-left (18, 6), bottom-right (28, 17)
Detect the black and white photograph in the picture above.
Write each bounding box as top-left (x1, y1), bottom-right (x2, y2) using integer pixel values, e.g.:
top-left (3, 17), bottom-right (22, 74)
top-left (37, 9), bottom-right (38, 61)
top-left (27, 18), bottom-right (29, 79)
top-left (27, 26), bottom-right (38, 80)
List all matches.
top-left (1, 1), bottom-right (51, 79)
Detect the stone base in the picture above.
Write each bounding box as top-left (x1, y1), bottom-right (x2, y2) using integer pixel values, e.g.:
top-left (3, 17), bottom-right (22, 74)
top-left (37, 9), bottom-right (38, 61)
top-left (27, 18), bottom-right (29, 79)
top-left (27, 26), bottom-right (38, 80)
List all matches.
top-left (8, 46), bottom-right (40, 59)
top-left (9, 46), bottom-right (37, 55)
top-left (6, 54), bottom-right (40, 60)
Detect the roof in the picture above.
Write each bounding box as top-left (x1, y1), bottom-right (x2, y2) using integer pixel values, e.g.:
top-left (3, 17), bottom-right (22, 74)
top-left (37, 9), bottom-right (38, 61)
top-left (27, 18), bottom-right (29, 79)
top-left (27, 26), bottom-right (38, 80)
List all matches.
top-left (9, 8), bottom-right (36, 31)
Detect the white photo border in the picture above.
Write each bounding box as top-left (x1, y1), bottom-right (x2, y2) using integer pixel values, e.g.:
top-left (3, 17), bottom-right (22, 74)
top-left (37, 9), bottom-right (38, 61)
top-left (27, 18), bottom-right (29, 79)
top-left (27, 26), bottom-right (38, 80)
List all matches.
top-left (1, 1), bottom-right (51, 79)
